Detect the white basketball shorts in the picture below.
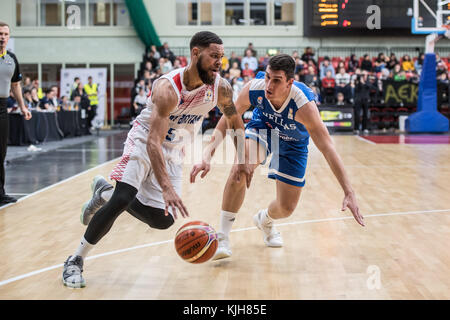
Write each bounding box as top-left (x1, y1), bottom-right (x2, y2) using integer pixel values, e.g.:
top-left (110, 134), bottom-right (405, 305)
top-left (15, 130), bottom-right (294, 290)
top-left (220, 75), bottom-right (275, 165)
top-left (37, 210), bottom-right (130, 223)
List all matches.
top-left (110, 121), bottom-right (183, 215)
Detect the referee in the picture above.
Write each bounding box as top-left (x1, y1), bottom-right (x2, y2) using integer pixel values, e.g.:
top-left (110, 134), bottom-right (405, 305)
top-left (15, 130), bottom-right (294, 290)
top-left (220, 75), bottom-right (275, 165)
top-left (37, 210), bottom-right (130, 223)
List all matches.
top-left (0, 22), bottom-right (31, 206)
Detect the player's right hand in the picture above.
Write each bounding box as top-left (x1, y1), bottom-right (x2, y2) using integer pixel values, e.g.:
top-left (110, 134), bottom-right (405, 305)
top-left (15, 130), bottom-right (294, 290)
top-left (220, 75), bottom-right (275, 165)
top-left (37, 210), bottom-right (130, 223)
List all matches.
top-left (162, 186), bottom-right (189, 220)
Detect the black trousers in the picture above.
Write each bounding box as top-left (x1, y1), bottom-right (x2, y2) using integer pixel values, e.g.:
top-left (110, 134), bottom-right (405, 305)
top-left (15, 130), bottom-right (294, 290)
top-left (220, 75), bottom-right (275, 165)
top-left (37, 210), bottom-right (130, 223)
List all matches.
top-left (354, 99), bottom-right (370, 131)
top-left (87, 104), bottom-right (97, 128)
top-left (0, 98), bottom-right (8, 196)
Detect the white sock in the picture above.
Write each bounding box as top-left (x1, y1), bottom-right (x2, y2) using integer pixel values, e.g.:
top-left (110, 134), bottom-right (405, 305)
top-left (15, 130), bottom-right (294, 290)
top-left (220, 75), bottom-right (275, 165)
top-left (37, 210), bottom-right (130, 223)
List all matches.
top-left (101, 188), bottom-right (113, 201)
top-left (261, 208), bottom-right (273, 226)
top-left (70, 236), bottom-right (94, 261)
top-left (219, 210), bottom-right (236, 237)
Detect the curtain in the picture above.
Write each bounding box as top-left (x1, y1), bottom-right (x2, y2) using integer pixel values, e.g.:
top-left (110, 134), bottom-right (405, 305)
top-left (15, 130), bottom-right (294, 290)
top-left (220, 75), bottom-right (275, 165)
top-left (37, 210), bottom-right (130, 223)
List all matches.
top-left (125, 0), bottom-right (162, 48)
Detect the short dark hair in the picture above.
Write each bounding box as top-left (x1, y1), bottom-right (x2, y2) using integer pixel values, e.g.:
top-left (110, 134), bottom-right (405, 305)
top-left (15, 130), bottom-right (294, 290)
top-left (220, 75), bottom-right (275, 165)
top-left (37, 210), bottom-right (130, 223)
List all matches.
top-left (190, 31), bottom-right (223, 50)
top-left (0, 21), bottom-right (9, 29)
top-left (268, 54), bottom-right (295, 80)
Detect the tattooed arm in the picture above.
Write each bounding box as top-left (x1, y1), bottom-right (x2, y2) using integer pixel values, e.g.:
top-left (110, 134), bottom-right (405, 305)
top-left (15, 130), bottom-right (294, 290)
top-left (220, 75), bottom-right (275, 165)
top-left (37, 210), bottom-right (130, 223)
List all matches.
top-left (190, 79), bottom-right (253, 187)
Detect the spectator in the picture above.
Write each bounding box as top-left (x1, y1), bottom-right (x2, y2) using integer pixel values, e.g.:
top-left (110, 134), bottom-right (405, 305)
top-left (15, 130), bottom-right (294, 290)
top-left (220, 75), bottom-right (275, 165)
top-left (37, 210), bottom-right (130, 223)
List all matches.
top-left (374, 53), bottom-right (387, 73)
top-left (145, 46), bottom-right (159, 68)
top-left (159, 42), bottom-right (175, 64)
top-left (23, 88), bottom-right (37, 110)
top-left (309, 85), bottom-right (322, 105)
top-left (133, 87), bottom-right (147, 118)
top-left (60, 95), bottom-right (71, 111)
top-left (336, 92), bottom-right (347, 106)
top-left (303, 66), bottom-right (319, 87)
top-left (348, 54), bottom-right (359, 73)
top-left (321, 70), bottom-right (336, 103)
top-left (392, 64), bottom-right (406, 81)
top-left (354, 72), bottom-right (375, 134)
top-left (144, 61), bottom-right (153, 72)
top-left (415, 53), bottom-right (425, 75)
top-left (173, 58), bottom-right (182, 70)
top-left (436, 55), bottom-right (448, 77)
top-left (50, 85), bottom-right (59, 107)
top-left (231, 77), bottom-right (242, 102)
top-left (294, 57), bottom-right (304, 75)
top-left (159, 57), bottom-right (173, 74)
top-left (228, 51), bottom-right (241, 70)
top-left (301, 47), bottom-right (316, 65)
top-left (31, 78), bottom-right (44, 99)
top-left (335, 67), bottom-right (351, 99)
top-left (72, 95), bottom-right (82, 110)
top-left (241, 49), bottom-right (258, 72)
top-left (6, 90), bottom-right (17, 112)
top-left (39, 89), bottom-right (56, 111)
top-left (149, 45), bottom-right (160, 60)
top-left (319, 57), bottom-right (335, 80)
top-left (437, 72), bottom-right (449, 85)
top-left (70, 82), bottom-right (89, 110)
top-left (30, 87), bottom-right (40, 107)
top-left (221, 54), bottom-right (230, 74)
top-left (259, 53), bottom-right (270, 71)
top-left (71, 77), bottom-right (80, 96)
top-left (135, 79), bottom-right (146, 95)
top-left (22, 76), bottom-right (32, 91)
top-left (360, 54), bottom-right (373, 72)
top-left (401, 55), bottom-right (414, 72)
top-left (229, 61), bottom-right (241, 79)
top-left (244, 42), bottom-right (257, 57)
top-left (387, 53), bottom-right (399, 70)
top-left (242, 63), bottom-right (255, 78)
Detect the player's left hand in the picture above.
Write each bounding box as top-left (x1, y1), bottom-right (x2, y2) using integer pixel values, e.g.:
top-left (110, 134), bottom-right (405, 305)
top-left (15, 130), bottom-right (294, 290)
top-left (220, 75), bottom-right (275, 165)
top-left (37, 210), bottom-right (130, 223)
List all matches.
top-left (231, 163), bottom-right (254, 188)
top-left (342, 192), bottom-right (365, 227)
top-left (190, 159), bottom-right (210, 183)
top-left (22, 108), bottom-right (32, 120)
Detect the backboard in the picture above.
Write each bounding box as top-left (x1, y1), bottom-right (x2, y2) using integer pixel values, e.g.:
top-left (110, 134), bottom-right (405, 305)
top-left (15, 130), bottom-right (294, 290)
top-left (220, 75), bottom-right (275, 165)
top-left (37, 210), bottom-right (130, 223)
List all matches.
top-left (412, 0), bottom-right (450, 35)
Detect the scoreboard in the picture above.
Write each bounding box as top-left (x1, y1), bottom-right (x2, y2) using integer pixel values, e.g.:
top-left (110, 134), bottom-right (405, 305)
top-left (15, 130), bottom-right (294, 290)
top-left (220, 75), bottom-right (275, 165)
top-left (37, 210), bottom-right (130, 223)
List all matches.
top-left (311, 0), bottom-right (369, 28)
top-left (304, 0), bottom-right (413, 36)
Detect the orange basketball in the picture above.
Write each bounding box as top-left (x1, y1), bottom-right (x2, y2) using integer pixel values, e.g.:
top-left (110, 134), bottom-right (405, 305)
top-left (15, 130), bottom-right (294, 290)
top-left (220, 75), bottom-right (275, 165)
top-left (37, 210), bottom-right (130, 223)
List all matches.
top-left (174, 221), bottom-right (218, 264)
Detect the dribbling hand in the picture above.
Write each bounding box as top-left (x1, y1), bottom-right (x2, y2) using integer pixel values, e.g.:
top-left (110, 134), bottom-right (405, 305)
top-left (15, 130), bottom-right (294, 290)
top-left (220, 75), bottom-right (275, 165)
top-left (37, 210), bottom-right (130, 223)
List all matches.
top-left (162, 186), bottom-right (189, 220)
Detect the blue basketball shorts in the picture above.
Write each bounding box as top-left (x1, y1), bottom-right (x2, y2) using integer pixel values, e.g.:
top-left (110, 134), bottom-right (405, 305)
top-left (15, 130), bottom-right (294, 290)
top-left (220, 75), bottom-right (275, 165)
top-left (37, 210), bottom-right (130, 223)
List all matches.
top-left (245, 120), bottom-right (308, 187)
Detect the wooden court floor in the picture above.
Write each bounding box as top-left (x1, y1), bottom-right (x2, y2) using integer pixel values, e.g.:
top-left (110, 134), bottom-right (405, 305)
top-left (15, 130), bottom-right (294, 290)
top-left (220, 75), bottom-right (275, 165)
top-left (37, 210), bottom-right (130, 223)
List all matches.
top-left (0, 135), bottom-right (449, 299)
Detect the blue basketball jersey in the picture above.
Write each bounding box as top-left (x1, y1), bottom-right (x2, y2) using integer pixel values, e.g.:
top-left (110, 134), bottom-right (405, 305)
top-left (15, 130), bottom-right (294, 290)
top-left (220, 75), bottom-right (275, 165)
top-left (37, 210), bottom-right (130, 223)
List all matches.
top-left (248, 72), bottom-right (317, 148)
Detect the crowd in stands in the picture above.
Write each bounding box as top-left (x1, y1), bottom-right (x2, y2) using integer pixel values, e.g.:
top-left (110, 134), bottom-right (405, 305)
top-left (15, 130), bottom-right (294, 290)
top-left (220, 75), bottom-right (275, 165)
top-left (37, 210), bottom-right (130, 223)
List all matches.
top-left (130, 42), bottom-right (449, 133)
top-left (7, 75), bottom-right (99, 131)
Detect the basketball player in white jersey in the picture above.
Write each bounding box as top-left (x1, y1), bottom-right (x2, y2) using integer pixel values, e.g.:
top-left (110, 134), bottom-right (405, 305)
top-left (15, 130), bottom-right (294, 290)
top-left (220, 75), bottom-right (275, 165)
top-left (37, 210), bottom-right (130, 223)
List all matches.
top-left (62, 31), bottom-right (253, 288)
top-left (191, 54), bottom-right (364, 260)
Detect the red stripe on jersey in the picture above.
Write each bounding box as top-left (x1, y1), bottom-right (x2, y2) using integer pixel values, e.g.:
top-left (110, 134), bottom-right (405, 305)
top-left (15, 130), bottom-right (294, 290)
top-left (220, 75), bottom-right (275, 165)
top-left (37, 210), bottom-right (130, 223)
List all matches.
top-left (173, 73), bottom-right (182, 93)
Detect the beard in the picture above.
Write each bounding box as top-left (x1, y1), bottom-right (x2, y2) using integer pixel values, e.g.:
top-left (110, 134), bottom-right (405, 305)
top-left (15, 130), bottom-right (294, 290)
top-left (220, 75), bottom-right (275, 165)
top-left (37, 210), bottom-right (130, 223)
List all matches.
top-left (196, 55), bottom-right (215, 85)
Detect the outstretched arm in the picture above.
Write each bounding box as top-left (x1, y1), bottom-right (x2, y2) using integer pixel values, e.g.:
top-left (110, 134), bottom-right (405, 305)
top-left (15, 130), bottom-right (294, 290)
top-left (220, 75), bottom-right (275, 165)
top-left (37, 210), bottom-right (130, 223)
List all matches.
top-left (190, 79), bottom-right (253, 186)
top-left (205, 80), bottom-right (252, 160)
top-left (147, 78), bottom-right (189, 219)
top-left (295, 101), bottom-right (365, 227)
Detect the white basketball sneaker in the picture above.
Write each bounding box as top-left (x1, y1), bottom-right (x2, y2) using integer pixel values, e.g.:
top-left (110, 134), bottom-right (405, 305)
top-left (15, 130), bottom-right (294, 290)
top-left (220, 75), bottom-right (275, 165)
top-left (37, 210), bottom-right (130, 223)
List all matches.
top-left (62, 255), bottom-right (86, 288)
top-left (80, 175), bottom-right (113, 225)
top-left (253, 210), bottom-right (283, 247)
top-left (212, 232), bottom-right (232, 260)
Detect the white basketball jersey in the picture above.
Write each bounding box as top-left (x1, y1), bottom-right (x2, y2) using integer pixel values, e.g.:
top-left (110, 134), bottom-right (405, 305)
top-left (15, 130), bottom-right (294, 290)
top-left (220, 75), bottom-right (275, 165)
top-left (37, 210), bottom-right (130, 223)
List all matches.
top-left (136, 67), bottom-right (220, 148)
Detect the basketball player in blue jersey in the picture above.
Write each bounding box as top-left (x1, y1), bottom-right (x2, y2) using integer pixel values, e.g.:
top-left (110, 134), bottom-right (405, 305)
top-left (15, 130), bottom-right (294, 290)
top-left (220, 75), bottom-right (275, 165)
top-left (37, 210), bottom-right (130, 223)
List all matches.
top-left (191, 54), bottom-right (364, 259)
